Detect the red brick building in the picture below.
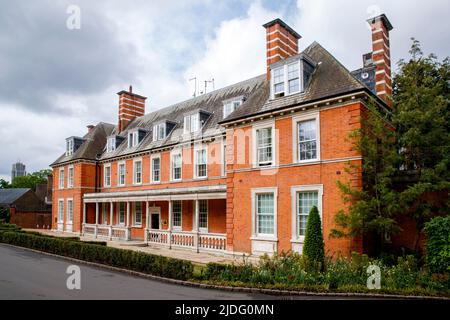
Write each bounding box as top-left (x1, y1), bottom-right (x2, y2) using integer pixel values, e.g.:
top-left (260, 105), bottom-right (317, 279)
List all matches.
top-left (51, 14), bottom-right (394, 257)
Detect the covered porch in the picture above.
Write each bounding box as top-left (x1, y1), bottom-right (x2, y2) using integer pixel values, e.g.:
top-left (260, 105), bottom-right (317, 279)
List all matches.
top-left (82, 185), bottom-right (227, 253)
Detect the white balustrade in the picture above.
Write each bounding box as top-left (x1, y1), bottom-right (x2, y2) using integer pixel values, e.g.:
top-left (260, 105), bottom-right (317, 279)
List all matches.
top-left (146, 229), bottom-right (226, 252)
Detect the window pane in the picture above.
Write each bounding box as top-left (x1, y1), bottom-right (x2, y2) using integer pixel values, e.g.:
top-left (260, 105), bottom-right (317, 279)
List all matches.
top-left (256, 193), bottom-right (274, 235)
top-left (288, 63), bottom-right (299, 80)
top-left (152, 158), bottom-right (160, 182)
top-left (289, 78), bottom-right (299, 93)
top-left (191, 113), bottom-right (199, 132)
top-left (257, 128), bottom-right (272, 164)
top-left (298, 120), bottom-right (317, 161)
top-left (199, 200), bottom-right (208, 229)
top-left (172, 201), bottom-right (182, 227)
top-left (297, 191), bottom-right (319, 236)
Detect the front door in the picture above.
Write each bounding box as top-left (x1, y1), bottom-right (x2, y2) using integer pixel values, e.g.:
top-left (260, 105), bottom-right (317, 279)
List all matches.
top-left (148, 206), bottom-right (161, 230)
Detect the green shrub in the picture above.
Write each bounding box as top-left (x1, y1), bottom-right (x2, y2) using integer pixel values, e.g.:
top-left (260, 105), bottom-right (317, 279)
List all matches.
top-left (424, 216), bottom-right (450, 274)
top-left (0, 231), bottom-right (193, 280)
top-left (303, 206), bottom-right (325, 270)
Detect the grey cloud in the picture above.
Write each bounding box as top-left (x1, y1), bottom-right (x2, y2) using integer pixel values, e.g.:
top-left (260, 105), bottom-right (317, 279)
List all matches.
top-left (0, 0), bottom-right (139, 114)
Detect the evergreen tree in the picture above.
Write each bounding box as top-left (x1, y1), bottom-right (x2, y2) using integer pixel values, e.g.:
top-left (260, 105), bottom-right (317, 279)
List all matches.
top-left (303, 206), bottom-right (325, 268)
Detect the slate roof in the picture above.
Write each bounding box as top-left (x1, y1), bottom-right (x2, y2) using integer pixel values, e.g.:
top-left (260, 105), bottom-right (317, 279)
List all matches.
top-left (0, 188), bottom-right (31, 205)
top-left (51, 41), bottom-right (376, 165)
top-left (221, 42), bottom-right (369, 123)
top-left (99, 75), bottom-right (267, 160)
top-left (51, 122), bottom-right (115, 166)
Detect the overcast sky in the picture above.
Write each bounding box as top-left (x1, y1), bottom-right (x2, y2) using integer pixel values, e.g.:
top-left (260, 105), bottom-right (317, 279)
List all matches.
top-left (0, 0), bottom-right (449, 181)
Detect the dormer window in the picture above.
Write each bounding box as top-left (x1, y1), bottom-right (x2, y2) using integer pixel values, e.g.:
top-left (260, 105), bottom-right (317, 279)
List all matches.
top-left (106, 135), bottom-right (124, 153)
top-left (127, 129), bottom-right (147, 148)
top-left (153, 123), bottom-right (166, 141)
top-left (183, 113), bottom-right (199, 134)
top-left (65, 137), bottom-right (84, 156)
top-left (223, 98), bottom-right (243, 118)
top-left (270, 56), bottom-right (315, 99)
top-left (66, 139), bottom-right (74, 156)
top-left (152, 121), bottom-right (177, 141)
top-left (107, 137), bottom-right (116, 152)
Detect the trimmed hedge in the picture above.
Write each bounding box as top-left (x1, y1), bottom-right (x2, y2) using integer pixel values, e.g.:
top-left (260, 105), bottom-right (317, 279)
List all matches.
top-left (0, 231), bottom-right (193, 280)
top-left (303, 206), bottom-right (325, 269)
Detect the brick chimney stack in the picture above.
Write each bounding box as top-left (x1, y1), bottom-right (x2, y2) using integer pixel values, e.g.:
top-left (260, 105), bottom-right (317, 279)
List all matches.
top-left (263, 18), bottom-right (301, 80)
top-left (367, 14), bottom-right (394, 107)
top-left (117, 86), bottom-right (147, 132)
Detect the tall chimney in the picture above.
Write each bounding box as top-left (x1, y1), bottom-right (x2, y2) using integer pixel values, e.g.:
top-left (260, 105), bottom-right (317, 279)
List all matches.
top-left (367, 14), bottom-right (393, 107)
top-left (117, 86), bottom-right (147, 132)
top-left (263, 18), bottom-right (301, 80)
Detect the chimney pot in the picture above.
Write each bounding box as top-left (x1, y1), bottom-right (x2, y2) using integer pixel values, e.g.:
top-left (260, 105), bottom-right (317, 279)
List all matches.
top-left (87, 125), bottom-right (95, 133)
top-left (129, 85), bottom-right (132, 93)
top-left (367, 13), bottom-right (394, 107)
top-left (263, 18), bottom-right (301, 80)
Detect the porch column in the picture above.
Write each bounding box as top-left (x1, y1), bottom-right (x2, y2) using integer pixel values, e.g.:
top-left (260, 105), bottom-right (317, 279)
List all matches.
top-left (82, 201), bottom-right (86, 235)
top-left (109, 201), bottom-right (113, 240)
top-left (126, 201), bottom-right (131, 240)
top-left (168, 200), bottom-right (172, 249)
top-left (194, 199), bottom-right (200, 253)
top-left (94, 202), bottom-right (99, 238)
top-left (144, 201), bottom-right (149, 242)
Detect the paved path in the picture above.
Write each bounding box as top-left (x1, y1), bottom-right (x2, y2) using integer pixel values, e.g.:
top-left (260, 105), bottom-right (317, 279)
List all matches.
top-left (0, 244), bottom-right (288, 300)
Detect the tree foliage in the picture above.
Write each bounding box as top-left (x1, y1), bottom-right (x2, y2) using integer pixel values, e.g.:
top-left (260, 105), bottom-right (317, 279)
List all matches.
top-left (303, 206), bottom-right (325, 268)
top-left (331, 39), bottom-right (450, 252)
top-left (5, 169), bottom-right (52, 191)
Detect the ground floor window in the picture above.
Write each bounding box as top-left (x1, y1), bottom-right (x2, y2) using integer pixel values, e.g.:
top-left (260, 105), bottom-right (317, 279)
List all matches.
top-left (291, 185), bottom-right (323, 240)
top-left (134, 202), bottom-right (142, 226)
top-left (172, 200), bottom-right (182, 229)
top-left (67, 199), bottom-right (73, 223)
top-left (119, 203), bottom-right (125, 225)
top-left (58, 200), bottom-right (64, 222)
top-left (256, 193), bottom-right (275, 235)
top-left (198, 200), bottom-right (208, 231)
top-left (102, 203), bottom-right (108, 224)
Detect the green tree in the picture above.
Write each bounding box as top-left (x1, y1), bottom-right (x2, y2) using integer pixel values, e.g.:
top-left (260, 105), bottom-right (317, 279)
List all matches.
top-left (393, 39), bottom-right (450, 251)
top-left (303, 206), bottom-right (325, 269)
top-left (331, 99), bottom-right (402, 253)
top-left (331, 39), bottom-right (450, 253)
top-left (0, 179), bottom-right (11, 189)
top-left (11, 169), bottom-right (52, 191)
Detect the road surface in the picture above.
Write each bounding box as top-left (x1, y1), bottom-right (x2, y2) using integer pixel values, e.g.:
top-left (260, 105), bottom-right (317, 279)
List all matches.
top-left (0, 244), bottom-right (293, 300)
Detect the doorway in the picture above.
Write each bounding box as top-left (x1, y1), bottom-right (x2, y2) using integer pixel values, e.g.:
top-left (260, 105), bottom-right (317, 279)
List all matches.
top-left (148, 207), bottom-right (161, 230)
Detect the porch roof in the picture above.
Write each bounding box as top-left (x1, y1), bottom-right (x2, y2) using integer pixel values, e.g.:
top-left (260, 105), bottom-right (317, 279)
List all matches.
top-left (83, 185), bottom-right (226, 203)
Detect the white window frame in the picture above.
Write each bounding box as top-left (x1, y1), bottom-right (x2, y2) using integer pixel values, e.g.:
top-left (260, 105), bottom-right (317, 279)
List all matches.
top-left (133, 202), bottom-right (142, 227)
top-left (128, 131), bottom-right (140, 148)
top-left (59, 168), bottom-right (65, 189)
top-left (66, 198), bottom-right (73, 224)
top-left (67, 165), bottom-right (74, 188)
top-left (251, 187), bottom-right (278, 240)
top-left (252, 120), bottom-right (276, 168)
top-left (198, 199), bottom-right (208, 233)
top-left (107, 137), bottom-right (116, 153)
top-left (290, 184), bottom-right (323, 243)
top-left (66, 138), bottom-right (74, 156)
top-left (223, 100), bottom-right (242, 118)
top-left (133, 158), bottom-right (142, 185)
top-left (172, 200), bottom-right (182, 231)
top-left (292, 112), bottom-right (321, 163)
top-left (194, 145), bottom-right (208, 179)
top-left (118, 202), bottom-right (126, 225)
top-left (101, 203), bottom-right (108, 225)
top-left (270, 60), bottom-right (303, 99)
top-left (104, 164), bottom-right (111, 187)
top-left (184, 113), bottom-right (201, 134)
top-left (58, 199), bottom-right (64, 223)
top-left (153, 123), bottom-right (166, 141)
top-left (170, 150), bottom-right (182, 182)
top-left (117, 161), bottom-right (126, 186)
top-left (150, 154), bottom-right (161, 184)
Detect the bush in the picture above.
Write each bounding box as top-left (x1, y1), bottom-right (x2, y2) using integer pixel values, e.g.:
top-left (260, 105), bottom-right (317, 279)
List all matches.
top-left (424, 216), bottom-right (450, 274)
top-left (303, 206), bottom-right (325, 270)
top-left (0, 231), bottom-right (193, 280)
